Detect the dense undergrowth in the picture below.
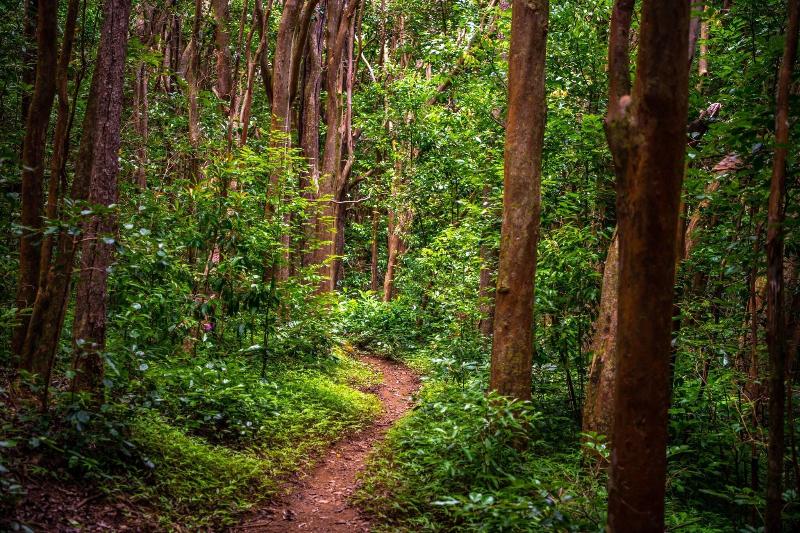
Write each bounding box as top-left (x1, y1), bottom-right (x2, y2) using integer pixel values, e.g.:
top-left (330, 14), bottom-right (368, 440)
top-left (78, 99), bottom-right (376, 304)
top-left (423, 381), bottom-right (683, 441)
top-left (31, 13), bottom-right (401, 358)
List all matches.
top-left (343, 296), bottom-right (765, 532)
top-left (1, 346), bottom-right (381, 529)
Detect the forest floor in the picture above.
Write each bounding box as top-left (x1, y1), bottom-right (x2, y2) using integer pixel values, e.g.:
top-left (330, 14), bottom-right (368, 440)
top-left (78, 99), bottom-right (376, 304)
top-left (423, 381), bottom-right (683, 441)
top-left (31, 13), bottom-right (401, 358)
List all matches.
top-left (236, 354), bottom-right (420, 532)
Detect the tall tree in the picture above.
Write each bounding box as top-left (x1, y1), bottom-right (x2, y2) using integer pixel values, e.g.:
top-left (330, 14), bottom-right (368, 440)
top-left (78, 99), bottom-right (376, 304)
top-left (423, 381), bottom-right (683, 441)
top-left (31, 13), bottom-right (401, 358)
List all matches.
top-left (765, 1), bottom-right (800, 530)
top-left (69, 0), bottom-right (132, 398)
top-left (185, 0), bottom-right (202, 179)
top-left (488, 0), bottom-right (548, 400)
top-left (38, 0), bottom-right (80, 292)
top-left (12, 0), bottom-right (58, 358)
top-left (606, 1), bottom-right (690, 530)
top-left (581, 0), bottom-right (633, 440)
top-left (132, 1), bottom-right (152, 188)
top-left (311, 0), bottom-right (359, 291)
top-left (212, 0), bottom-right (234, 106)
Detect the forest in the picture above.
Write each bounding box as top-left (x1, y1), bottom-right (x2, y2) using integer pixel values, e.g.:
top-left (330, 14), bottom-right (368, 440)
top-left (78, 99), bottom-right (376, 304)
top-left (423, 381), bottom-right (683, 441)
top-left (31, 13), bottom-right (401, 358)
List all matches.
top-left (1, 0), bottom-right (799, 530)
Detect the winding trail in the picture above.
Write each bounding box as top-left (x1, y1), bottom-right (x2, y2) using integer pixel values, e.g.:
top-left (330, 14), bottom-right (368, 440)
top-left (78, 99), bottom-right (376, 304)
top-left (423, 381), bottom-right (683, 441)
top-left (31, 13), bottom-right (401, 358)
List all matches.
top-left (238, 354), bottom-right (420, 532)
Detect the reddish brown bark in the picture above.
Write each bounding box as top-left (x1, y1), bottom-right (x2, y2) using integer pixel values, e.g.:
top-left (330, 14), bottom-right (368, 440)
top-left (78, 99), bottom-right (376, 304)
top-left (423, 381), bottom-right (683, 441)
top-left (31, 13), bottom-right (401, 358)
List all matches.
top-left (211, 0), bottom-right (234, 104)
top-left (271, 0), bottom-right (305, 141)
top-left (185, 0), bottom-right (202, 169)
top-left (382, 203), bottom-right (408, 302)
top-left (607, 1), bottom-right (690, 530)
top-left (70, 0), bottom-right (132, 398)
top-left (37, 0), bottom-right (80, 296)
top-left (370, 209), bottom-right (379, 292)
top-left (12, 0), bottom-right (58, 358)
top-left (699, 19), bottom-right (709, 77)
top-left (582, 231), bottom-right (618, 439)
top-left (290, 0), bottom-right (321, 106)
top-left (488, 0), bottom-right (548, 400)
top-left (133, 1), bottom-right (152, 189)
top-left (299, 14), bottom-right (323, 268)
top-left (18, 0), bottom-right (132, 405)
top-left (300, 12), bottom-right (323, 189)
top-left (331, 7), bottom-right (360, 287)
top-left (765, 2), bottom-right (799, 530)
top-left (312, 0), bottom-right (359, 291)
top-left (240, 0), bottom-right (269, 146)
top-left (688, 1), bottom-right (704, 66)
top-left (580, 0), bottom-right (633, 440)
top-left (583, 2), bottom-right (717, 443)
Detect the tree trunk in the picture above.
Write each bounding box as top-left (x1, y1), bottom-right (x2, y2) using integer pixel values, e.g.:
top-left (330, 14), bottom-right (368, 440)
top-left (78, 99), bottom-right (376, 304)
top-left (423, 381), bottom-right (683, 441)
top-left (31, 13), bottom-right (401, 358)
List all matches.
top-left (382, 205), bottom-right (406, 302)
top-left (133, 1), bottom-right (151, 188)
top-left (607, 2), bottom-right (690, 531)
top-left (70, 0), bottom-right (132, 399)
top-left (370, 209), bottom-right (379, 291)
top-left (211, 0), bottom-right (234, 106)
top-left (300, 13), bottom-right (323, 268)
top-left (580, 0), bottom-right (633, 438)
top-left (688, 1), bottom-right (704, 66)
top-left (582, 230), bottom-right (618, 439)
top-left (185, 0), bottom-right (202, 180)
top-left (240, 0), bottom-right (269, 146)
top-left (270, 0), bottom-right (305, 141)
top-left (12, 0), bottom-right (58, 358)
top-left (488, 0), bottom-right (548, 401)
top-left (765, 2), bottom-right (799, 530)
top-left (312, 0), bottom-right (358, 291)
top-left (20, 0), bottom-right (38, 125)
top-left (583, 1), bottom-right (718, 443)
top-left (37, 0), bottom-right (80, 296)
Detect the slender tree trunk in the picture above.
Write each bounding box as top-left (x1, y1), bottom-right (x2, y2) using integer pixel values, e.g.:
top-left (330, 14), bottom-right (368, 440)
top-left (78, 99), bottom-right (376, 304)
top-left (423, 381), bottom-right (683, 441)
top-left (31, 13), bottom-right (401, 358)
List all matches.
top-left (607, 2), bottom-right (690, 531)
top-left (18, 0), bottom-right (132, 406)
top-left (186, 0), bottom-right (202, 180)
top-left (270, 0), bottom-right (304, 142)
top-left (70, 0), bottom-right (132, 400)
top-left (699, 18), bottom-right (709, 77)
top-left (580, 0), bottom-right (633, 438)
top-left (583, 1), bottom-right (717, 442)
top-left (300, 13), bottom-right (323, 267)
top-left (765, 2), bottom-right (800, 530)
top-left (240, 0), bottom-right (268, 146)
top-left (37, 0), bottom-right (80, 296)
top-left (477, 183), bottom-right (496, 336)
top-left (688, 1), bottom-right (704, 66)
top-left (267, 0), bottom-right (305, 281)
top-left (12, 0), bottom-right (58, 359)
top-left (370, 208), bottom-right (379, 291)
top-left (20, 0), bottom-right (38, 125)
top-left (289, 0), bottom-right (321, 106)
top-left (582, 230), bottom-right (619, 439)
top-left (312, 0), bottom-right (358, 291)
top-left (488, 0), bottom-right (548, 401)
top-left (133, 1), bottom-right (151, 189)
top-left (382, 206), bottom-right (402, 302)
top-left (331, 6), bottom-right (359, 287)
top-left (211, 0), bottom-right (234, 106)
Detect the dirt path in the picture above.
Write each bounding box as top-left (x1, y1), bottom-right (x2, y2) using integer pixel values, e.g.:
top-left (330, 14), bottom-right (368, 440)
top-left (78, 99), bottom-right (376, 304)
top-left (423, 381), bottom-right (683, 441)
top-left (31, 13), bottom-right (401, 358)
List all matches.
top-left (237, 354), bottom-right (420, 532)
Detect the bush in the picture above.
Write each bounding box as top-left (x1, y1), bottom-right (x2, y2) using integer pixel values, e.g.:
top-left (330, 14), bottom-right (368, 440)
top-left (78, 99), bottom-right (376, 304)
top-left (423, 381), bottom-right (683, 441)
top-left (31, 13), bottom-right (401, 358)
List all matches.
top-left (355, 383), bottom-right (600, 532)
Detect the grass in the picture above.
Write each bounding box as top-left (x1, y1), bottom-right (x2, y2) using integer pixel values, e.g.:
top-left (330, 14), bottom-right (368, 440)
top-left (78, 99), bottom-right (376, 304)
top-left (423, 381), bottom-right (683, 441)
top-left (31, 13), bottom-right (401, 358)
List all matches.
top-left (8, 351), bottom-right (386, 530)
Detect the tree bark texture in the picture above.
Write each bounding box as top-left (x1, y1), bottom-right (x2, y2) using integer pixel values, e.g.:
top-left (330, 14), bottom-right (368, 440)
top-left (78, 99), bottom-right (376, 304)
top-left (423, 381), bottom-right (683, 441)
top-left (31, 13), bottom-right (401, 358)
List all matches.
top-left (607, 1), bottom-right (690, 531)
top-left (488, 0), bottom-right (548, 401)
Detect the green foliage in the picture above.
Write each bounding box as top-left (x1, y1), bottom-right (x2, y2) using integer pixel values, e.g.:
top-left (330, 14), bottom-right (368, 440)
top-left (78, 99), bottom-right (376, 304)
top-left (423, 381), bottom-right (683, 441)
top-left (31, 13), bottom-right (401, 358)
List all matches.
top-left (140, 355), bottom-right (381, 447)
top-left (128, 414), bottom-right (272, 529)
top-left (355, 382), bottom-right (604, 532)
